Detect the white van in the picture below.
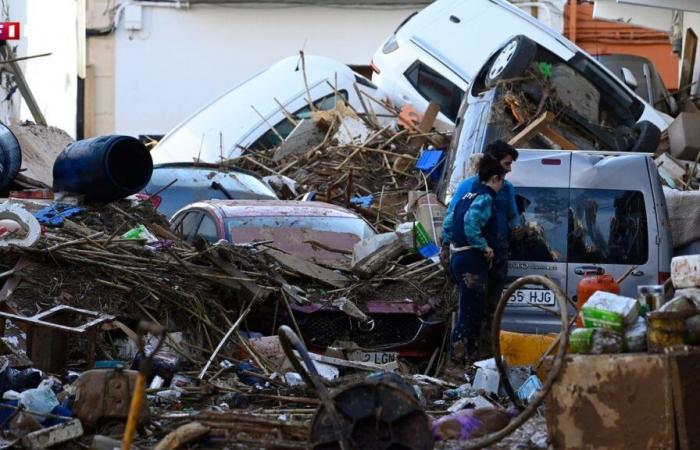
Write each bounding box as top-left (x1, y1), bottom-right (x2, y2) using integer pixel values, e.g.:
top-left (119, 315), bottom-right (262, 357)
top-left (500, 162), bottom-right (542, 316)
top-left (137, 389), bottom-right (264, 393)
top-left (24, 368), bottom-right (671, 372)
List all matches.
top-left (152, 55), bottom-right (389, 165)
top-left (371, 0), bottom-right (672, 131)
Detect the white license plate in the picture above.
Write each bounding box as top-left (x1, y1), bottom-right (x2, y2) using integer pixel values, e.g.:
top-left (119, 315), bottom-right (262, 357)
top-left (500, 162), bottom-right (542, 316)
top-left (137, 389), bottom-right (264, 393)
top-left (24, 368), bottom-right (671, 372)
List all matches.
top-left (505, 288), bottom-right (556, 307)
top-left (347, 350), bottom-right (398, 365)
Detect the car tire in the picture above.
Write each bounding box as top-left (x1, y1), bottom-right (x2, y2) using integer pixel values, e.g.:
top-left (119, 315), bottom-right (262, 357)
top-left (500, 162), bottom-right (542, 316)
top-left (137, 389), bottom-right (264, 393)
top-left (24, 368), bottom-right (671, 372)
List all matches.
top-left (0, 123), bottom-right (21, 192)
top-left (629, 120), bottom-right (661, 153)
top-left (486, 35), bottom-right (537, 88)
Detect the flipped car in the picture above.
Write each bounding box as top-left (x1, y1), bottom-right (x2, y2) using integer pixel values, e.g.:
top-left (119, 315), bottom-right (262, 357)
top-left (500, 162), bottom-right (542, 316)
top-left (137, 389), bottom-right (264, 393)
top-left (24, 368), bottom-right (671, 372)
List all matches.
top-left (170, 200), bottom-right (444, 357)
top-left (437, 37), bottom-right (673, 333)
top-left (151, 55), bottom-right (391, 165)
top-left (371, 0), bottom-right (671, 131)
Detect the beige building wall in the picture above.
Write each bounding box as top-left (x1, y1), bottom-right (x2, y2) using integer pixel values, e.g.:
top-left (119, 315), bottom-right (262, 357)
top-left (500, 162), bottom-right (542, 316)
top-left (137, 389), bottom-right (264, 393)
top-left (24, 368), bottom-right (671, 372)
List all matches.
top-left (85, 0), bottom-right (115, 136)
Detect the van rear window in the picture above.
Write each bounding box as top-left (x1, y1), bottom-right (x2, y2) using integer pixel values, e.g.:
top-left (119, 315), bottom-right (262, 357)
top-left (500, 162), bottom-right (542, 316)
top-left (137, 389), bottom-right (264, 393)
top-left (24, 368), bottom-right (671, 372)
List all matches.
top-left (509, 187), bottom-right (648, 265)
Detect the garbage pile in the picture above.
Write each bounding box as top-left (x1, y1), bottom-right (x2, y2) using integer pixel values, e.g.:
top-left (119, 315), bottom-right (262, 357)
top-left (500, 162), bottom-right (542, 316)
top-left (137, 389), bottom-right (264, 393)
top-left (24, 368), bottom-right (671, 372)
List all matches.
top-left (232, 100), bottom-right (449, 232)
top-left (568, 255), bottom-right (700, 356)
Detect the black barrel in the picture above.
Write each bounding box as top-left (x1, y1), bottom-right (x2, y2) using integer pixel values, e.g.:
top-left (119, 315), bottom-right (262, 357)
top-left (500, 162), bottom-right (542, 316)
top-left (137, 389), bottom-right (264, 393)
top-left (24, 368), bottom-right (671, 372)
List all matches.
top-left (53, 135), bottom-right (153, 202)
top-left (0, 123), bottom-right (22, 192)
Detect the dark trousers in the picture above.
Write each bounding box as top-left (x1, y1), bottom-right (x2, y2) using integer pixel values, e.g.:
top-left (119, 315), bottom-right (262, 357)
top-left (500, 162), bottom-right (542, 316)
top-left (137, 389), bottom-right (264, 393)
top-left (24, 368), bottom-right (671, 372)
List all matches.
top-left (485, 249), bottom-right (509, 320)
top-left (450, 249), bottom-right (488, 355)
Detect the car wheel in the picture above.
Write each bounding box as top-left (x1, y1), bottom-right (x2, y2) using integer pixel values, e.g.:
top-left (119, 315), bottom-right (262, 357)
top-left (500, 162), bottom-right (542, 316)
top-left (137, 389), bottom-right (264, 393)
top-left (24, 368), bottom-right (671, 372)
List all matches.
top-left (629, 120), bottom-right (661, 153)
top-left (486, 35), bottom-right (537, 88)
top-left (0, 124), bottom-right (21, 192)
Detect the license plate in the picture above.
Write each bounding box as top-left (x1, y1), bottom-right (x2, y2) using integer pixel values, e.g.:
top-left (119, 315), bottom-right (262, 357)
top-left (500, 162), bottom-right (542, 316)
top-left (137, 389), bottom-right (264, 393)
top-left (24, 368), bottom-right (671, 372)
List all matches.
top-left (505, 288), bottom-right (556, 307)
top-left (347, 350), bottom-right (398, 365)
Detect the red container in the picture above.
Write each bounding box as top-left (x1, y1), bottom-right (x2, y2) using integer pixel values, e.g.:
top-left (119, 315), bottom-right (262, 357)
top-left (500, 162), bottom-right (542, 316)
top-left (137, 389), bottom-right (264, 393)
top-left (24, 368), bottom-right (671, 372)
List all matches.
top-left (576, 272), bottom-right (620, 327)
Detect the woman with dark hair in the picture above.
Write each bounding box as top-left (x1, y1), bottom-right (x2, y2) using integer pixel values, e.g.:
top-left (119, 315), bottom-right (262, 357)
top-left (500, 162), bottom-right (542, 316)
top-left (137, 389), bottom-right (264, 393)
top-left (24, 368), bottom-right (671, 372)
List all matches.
top-left (442, 154), bottom-right (506, 363)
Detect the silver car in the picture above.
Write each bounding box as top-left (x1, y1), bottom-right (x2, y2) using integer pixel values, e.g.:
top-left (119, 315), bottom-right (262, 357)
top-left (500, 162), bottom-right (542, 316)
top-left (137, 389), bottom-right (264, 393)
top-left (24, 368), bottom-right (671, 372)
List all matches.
top-left (440, 112), bottom-right (672, 334)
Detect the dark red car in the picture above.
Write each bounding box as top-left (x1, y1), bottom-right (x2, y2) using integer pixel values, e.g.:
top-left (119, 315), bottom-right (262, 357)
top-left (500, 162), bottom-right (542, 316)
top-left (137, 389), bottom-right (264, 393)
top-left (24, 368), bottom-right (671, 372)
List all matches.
top-left (171, 200), bottom-right (444, 358)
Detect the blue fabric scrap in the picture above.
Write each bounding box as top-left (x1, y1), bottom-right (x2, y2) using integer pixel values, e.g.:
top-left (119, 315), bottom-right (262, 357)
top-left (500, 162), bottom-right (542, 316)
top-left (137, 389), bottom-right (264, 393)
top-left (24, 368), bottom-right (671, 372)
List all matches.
top-left (350, 194), bottom-right (373, 208)
top-left (34, 203), bottom-right (84, 227)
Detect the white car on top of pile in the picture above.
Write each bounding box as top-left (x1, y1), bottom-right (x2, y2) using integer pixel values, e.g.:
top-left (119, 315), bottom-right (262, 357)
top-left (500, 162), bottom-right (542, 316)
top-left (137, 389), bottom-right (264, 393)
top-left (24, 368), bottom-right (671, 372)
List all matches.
top-left (151, 55), bottom-right (391, 165)
top-left (370, 0), bottom-right (672, 131)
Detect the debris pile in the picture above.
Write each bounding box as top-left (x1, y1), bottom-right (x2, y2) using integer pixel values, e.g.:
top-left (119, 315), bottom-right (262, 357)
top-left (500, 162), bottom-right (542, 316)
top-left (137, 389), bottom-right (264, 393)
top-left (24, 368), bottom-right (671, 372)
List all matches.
top-left (233, 100), bottom-right (449, 232)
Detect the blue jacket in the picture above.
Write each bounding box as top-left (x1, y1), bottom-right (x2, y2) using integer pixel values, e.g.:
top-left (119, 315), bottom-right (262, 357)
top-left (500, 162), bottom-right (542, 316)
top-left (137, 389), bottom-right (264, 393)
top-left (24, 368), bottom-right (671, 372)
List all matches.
top-left (442, 176), bottom-right (519, 249)
top-left (443, 182), bottom-right (498, 251)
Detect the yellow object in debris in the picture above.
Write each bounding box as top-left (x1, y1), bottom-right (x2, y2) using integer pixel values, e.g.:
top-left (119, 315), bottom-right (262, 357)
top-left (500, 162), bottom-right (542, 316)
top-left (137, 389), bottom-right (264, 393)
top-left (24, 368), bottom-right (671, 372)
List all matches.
top-left (499, 330), bottom-right (557, 367)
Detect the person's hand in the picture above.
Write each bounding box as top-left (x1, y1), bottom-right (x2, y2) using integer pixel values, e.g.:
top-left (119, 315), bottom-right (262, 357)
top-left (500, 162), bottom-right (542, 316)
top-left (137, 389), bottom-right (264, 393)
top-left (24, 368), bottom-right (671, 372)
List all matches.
top-left (440, 243), bottom-right (450, 269)
top-left (485, 247), bottom-right (494, 260)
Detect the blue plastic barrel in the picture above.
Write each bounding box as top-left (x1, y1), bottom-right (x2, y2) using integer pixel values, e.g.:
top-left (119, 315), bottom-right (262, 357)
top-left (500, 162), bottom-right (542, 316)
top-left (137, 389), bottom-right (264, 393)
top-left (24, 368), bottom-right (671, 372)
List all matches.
top-left (53, 135), bottom-right (153, 202)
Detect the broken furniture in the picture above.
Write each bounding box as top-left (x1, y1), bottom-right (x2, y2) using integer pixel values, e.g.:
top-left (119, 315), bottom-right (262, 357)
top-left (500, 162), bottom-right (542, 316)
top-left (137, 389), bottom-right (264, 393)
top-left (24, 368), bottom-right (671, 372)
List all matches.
top-left (0, 305), bottom-right (115, 372)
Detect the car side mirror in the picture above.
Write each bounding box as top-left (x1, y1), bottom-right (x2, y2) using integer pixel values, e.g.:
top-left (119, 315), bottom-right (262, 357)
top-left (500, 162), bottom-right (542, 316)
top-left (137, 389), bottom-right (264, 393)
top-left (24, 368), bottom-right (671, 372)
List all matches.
top-left (667, 95), bottom-right (680, 116)
top-left (621, 67), bottom-right (639, 90)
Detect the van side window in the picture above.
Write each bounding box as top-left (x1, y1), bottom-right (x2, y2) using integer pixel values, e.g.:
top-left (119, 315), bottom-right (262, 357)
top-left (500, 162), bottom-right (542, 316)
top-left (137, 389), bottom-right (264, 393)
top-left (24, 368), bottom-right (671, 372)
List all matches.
top-left (509, 188), bottom-right (649, 265)
top-left (250, 90), bottom-right (349, 150)
top-left (404, 61), bottom-right (463, 122)
top-left (509, 188), bottom-right (569, 263)
top-left (568, 189), bottom-right (648, 265)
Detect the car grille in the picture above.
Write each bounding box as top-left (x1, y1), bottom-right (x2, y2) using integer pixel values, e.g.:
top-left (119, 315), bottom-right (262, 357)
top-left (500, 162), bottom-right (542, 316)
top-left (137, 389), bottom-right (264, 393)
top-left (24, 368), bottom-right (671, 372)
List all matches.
top-left (298, 311), bottom-right (422, 348)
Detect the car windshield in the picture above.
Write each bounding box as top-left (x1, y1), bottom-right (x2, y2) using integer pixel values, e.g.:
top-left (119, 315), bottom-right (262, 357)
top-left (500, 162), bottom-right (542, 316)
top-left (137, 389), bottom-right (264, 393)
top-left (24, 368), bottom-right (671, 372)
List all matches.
top-left (226, 215), bottom-right (375, 240)
top-left (509, 187), bottom-right (648, 265)
top-left (568, 52), bottom-right (644, 125)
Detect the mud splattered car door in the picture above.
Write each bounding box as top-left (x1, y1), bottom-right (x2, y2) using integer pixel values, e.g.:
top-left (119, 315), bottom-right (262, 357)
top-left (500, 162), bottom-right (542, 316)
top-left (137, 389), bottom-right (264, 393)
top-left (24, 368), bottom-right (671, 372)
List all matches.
top-left (502, 151), bottom-right (572, 334)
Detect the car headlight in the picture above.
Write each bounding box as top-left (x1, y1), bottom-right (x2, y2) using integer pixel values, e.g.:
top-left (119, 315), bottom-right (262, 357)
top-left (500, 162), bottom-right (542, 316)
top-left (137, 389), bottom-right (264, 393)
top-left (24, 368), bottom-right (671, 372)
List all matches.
top-left (382, 34), bottom-right (399, 54)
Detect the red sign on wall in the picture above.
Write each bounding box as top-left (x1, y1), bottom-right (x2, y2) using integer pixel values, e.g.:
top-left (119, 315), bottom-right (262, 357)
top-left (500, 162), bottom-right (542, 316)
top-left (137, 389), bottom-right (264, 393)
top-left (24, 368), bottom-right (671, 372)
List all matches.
top-left (0, 22), bottom-right (20, 40)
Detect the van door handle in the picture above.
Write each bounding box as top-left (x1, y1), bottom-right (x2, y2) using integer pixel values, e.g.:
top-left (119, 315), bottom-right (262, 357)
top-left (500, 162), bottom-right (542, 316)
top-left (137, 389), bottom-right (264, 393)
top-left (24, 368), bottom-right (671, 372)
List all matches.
top-left (631, 270), bottom-right (644, 277)
top-left (574, 266), bottom-right (604, 276)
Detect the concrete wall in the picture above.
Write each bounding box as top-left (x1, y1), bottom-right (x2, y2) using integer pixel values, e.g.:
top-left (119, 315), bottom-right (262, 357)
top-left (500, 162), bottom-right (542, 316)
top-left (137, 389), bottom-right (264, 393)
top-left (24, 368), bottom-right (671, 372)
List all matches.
top-left (112, 3), bottom-right (421, 137)
top-left (86, 0), bottom-right (115, 136)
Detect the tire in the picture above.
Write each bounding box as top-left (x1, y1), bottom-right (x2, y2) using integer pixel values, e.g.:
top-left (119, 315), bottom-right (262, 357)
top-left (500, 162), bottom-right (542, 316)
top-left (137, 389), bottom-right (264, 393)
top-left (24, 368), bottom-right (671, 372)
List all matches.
top-left (629, 120), bottom-right (661, 153)
top-left (0, 123), bottom-right (21, 192)
top-left (486, 35), bottom-right (537, 88)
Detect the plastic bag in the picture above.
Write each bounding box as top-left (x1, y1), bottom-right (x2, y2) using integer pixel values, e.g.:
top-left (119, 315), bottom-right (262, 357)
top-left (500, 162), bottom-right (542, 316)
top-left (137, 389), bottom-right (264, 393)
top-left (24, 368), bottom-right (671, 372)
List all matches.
top-left (19, 379), bottom-right (59, 421)
top-left (625, 317), bottom-right (648, 352)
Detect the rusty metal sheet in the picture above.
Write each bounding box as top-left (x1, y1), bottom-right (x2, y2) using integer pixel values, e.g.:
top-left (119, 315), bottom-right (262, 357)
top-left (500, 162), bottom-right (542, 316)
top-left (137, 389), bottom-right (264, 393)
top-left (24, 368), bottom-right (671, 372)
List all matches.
top-left (669, 351), bottom-right (700, 450)
top-left (547, 354), bottom-right (675, 449)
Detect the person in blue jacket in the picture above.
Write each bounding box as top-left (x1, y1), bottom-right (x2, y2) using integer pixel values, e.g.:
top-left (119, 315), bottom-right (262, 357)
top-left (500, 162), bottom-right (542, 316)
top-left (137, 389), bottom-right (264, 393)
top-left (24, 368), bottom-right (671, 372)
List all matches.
top-left (442, 155), bottom-right (506, 362)
top-left (442, 141), bottom-right (522, 343)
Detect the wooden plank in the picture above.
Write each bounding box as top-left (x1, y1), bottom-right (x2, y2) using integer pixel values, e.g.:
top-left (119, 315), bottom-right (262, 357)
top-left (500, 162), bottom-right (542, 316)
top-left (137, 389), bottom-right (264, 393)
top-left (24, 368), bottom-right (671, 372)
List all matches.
top-left (679, 28), bottom-right (698, 105)
top-left (84, 64), bottom-right (95, 138)
top-left (540, 126), bottom-right (577, 150)
top-left (418, 101), bottom-right (440, 133)
top-left (205, 254), bottom-right (268, 302)
top-left (508, 111), bottom-right (555, 147)
top-left (264, 248), bottom-right (349, 288)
